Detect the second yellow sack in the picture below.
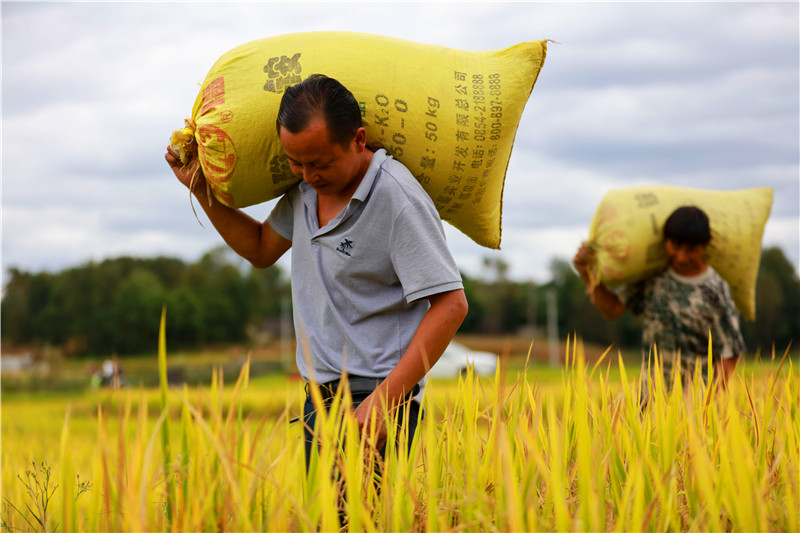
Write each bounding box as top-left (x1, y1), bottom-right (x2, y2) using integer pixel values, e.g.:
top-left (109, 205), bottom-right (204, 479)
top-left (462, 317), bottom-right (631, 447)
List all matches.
top-left (587, 185), bottom-right (773, 321)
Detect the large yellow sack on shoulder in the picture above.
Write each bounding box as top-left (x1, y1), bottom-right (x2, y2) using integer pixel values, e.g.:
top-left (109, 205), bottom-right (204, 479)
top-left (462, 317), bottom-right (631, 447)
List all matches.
top-left (170, 31), bottom-right (547, 249)
top-left (587, 185), bottom-right (773, 321)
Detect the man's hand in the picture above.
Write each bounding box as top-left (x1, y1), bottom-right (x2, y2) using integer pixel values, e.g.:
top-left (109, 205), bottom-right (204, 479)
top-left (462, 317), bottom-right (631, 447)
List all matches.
top-left (165, 146), bottom-right (205, 195)
top-left (352, 392), bottom-right (388, 451)
top-left (164, 145), bottom-right (291, 268)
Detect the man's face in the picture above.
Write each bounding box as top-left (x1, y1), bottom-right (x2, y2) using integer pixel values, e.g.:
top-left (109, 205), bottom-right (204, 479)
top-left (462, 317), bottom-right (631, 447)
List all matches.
top-left (665, 239), bottom-right (708, 276)
top-left (278, 117), bottom-right (366, 198)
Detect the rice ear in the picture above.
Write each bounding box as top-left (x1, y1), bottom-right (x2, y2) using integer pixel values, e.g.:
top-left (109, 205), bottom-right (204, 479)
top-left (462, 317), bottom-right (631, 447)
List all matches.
top-left (170, 119), bottom-right (198, 165)
top-left (170, 119), bottom-right (211, 225)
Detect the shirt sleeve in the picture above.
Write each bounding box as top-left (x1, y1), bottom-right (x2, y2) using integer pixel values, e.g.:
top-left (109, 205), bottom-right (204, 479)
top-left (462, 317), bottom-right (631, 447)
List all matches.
top-left (389, 200), bottom-right (463, 303)
top-left (266, 187), bottom-right (297, 241)
top-left (623, 281), bottom-right (647, 317)
top-left (710, 280), bottom-right (746, 359)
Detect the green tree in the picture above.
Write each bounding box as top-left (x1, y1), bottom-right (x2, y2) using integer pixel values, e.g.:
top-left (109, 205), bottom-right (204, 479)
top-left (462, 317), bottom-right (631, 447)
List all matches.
top-left (112, 268), bottom-right (168, 354)
top-left (550, 258), bottom-right (605, 341)
top-left (460, 257), bottom-right (527, 334)
top-left (2, 250), bottom-right (291, 356)
top-left (459, 272), bottom-right (486, 332)
top-left (166, 286), bottom-right (204, 346)
top-left (742, 247), bottom-right (800, 354)
top-left (549, 258), bottom-right (640, 349)
top-left (191, 248), bottom-right (252, 343)
top-left (1, 269), bottom-right (37, 343)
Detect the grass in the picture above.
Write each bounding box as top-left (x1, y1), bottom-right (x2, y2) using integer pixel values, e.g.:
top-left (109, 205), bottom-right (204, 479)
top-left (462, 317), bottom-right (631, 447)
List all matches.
top-left (1, 322), bottom-right (798, 531)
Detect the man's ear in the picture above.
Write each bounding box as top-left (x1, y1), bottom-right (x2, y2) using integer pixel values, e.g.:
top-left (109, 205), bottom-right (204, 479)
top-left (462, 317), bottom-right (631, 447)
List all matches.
top-left (353, 127), bottom-right (367, 152)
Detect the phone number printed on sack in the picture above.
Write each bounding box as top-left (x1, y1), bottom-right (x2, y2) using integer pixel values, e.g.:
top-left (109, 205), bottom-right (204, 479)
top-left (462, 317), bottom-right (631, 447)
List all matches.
top-left (439, 71), bottom-right (503, 214)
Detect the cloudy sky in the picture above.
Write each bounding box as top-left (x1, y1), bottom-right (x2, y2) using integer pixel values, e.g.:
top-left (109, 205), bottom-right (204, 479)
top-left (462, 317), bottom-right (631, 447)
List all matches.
top-left (3, 2), bottom-right (798, 284)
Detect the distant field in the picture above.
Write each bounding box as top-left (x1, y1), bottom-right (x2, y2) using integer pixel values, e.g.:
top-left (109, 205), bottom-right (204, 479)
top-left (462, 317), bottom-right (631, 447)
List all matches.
top-left (4, 332), bottom-right (788, 396)
top-left (0, 334), bottom-right (637, 392)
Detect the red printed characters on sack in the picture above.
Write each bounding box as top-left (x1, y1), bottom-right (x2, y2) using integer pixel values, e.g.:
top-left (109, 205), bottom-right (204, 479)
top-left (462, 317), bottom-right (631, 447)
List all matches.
top-left (605, 229), bottom-right (632, 266)
top-left (199, 77), bottom-right (226, 117)
top-left (197, 124), bottom-right (237, 185)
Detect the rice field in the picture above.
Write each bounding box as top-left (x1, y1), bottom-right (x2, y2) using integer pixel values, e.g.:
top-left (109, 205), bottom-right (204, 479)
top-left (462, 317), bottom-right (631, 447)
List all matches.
top-left (1, 316), bottom-right (797, 532)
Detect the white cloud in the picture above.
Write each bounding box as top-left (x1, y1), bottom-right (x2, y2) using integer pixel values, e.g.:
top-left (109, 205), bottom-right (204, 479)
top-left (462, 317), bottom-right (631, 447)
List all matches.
top-left (3, 206), bottom-right (103, 264)
top-left (2, 1), bottom-right (798, 284)
top-left (763, 216), bottom-right (800, 276)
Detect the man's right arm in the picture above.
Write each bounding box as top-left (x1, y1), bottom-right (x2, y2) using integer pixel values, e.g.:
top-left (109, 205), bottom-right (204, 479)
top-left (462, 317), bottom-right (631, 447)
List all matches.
top-left (573, 243), bottom-right (627, 321)
top-left (165, 148), bottom-right (291, 268)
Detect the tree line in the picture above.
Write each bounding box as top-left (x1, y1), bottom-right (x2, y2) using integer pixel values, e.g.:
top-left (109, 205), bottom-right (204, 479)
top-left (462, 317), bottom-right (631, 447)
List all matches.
top-left (1, 247), bottom-right (288, 356)
top-left (2, 246), bottom-right (797, 357)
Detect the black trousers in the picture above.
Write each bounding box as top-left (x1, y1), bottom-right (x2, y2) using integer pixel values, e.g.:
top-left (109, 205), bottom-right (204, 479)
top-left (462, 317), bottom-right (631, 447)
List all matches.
top-left (301, 388), bottom-right (422, 473)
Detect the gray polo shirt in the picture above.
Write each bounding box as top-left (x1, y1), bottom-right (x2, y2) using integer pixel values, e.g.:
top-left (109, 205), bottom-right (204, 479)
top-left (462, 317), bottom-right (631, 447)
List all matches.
top-left (267, 149), bottom-right (463, 385)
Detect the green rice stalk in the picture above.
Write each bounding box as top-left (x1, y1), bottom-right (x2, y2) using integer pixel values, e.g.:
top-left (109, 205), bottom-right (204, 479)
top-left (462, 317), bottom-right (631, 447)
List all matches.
top-left (156, 306), bottom-right (175, 523)
top-left (58, 404), bottom-right (75, 533)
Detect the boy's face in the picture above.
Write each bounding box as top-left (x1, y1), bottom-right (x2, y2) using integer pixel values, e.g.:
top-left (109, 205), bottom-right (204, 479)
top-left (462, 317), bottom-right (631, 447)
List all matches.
top-left (665, 239), bottom-right (708, 277)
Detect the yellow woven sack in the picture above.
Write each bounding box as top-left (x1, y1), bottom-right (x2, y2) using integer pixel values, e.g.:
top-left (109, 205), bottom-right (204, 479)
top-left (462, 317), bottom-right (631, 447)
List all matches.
top-left (171, 31), bottom-right (547, 249)
top-left (586, 185), bottom-right (773, 320)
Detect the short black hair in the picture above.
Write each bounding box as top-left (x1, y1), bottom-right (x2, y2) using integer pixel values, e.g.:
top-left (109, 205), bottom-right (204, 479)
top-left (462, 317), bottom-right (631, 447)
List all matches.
top-left (662, 206), bottom-right (712, 246)
top-left (276, 74), bottom-right (363, 148)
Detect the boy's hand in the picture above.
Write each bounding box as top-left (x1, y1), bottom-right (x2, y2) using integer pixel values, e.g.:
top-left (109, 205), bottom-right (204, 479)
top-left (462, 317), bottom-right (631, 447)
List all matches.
top-left (573, 242), bottom-right (595, 283)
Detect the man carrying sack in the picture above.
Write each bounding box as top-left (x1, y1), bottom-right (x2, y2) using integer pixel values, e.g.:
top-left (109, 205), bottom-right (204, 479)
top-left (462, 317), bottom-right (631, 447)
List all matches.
top-left (166, 74), bottom-right (468, 466)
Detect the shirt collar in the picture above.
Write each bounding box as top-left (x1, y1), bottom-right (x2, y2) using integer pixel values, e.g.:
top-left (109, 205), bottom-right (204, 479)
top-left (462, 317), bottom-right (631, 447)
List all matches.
top-left (298, 148), bottom-right (388, 232)
top-left (667, 265), bottom-right (715, 285)
top-left (351, 148), bottom-right (388, 204)
top-left (298, 148), bottom-right (387, 204)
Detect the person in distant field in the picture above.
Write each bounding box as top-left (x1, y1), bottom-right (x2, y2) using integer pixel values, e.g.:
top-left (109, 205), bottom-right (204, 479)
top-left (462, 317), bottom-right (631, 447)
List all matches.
top-left (573, 206), bottom-right (745, 395)
top-left (91, 358), bottom-right (124, 389)
top-left (165, 74), bottom-right (467, 467)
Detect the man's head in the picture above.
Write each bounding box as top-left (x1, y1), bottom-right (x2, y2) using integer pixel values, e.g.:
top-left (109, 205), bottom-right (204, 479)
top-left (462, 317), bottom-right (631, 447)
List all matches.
top-left (276, 74), bottom-right (363, 148)
top-left (276, 75), bottom-right (370, 198)
top-left (663, 206), bottom-right (711, 276)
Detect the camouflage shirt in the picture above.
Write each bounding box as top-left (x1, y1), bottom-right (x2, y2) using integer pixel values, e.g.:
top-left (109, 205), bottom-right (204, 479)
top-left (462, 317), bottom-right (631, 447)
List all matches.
top-left (624, 266), bottom-right (745, 387)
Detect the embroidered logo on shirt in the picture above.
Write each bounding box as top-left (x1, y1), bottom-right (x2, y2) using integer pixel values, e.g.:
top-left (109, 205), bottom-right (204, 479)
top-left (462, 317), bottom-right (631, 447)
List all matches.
top-left (336, 239), bottom-right (353, 256)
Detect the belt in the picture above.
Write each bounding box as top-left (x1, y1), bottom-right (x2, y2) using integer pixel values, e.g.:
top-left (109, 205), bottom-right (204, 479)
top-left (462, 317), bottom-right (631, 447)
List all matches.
top-left (304, 376), bottom-right (420, 402)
